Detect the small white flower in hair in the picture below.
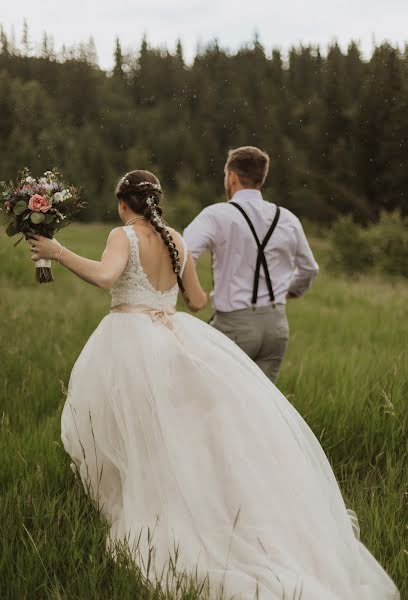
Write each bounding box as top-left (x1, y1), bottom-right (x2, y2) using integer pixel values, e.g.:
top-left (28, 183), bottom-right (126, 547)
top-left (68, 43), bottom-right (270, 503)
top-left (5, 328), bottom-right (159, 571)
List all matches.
top-left (137, 181), bottom-right (162, 192)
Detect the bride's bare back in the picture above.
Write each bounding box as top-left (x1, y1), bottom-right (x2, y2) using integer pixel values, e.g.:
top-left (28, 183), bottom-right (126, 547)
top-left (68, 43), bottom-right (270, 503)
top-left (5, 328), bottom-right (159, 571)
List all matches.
top-left (133, 222), bottom-right (185, 293)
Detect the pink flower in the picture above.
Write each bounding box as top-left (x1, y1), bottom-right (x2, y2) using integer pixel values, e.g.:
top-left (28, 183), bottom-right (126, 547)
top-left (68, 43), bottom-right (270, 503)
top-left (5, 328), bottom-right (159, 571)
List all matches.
top-left (28, 194), bottom-right (51, 213)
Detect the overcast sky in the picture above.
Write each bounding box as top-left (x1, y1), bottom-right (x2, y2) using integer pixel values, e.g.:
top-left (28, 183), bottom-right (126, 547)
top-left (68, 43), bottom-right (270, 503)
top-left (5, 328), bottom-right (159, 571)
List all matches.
top-left (2, 0), bottom-right (408, 69)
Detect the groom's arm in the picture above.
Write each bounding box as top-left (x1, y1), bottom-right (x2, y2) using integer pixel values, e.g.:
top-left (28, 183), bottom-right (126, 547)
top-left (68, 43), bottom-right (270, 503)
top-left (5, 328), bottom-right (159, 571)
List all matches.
top-left (183, 207), bottom-right (217, 262)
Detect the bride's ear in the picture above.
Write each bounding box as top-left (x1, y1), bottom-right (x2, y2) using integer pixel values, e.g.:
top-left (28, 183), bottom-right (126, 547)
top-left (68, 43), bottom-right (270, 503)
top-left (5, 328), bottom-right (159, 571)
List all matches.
top-left (118, 200), bottom-right (127, 213)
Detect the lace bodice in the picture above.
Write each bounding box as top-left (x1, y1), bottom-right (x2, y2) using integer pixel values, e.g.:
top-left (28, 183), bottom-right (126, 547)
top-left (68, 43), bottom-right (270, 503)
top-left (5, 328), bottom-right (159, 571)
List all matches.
top-left (110, 226), bottom-right (189, 309)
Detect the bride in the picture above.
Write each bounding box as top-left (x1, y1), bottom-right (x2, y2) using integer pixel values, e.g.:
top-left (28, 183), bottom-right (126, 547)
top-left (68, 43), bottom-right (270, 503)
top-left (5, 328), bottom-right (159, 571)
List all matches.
top-left (28, 170), bottom-right (399, 599)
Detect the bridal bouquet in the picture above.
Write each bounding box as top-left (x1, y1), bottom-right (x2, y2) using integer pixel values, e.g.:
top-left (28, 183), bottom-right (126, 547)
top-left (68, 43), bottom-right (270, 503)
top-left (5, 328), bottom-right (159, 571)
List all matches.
top-left (0, 168), bottom-right (84, 283)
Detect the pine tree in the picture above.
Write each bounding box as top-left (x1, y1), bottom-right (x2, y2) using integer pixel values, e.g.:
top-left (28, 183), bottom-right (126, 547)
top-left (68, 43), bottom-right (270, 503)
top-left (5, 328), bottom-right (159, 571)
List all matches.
top-left (21, 19), bottom-right (31, 56)
top-left (176, 39), bottom-right (184, 66)
top-left (320, 44), bottom-right (349, 167)
top-left (41, 32), bottom-right (50, 59)
top-left (0, 26), bottom-right (9, 57)
top-left (345, 41), bottom-right (364, 101)
top-left (113, 36), bottom-right (124, 79)
top-left (357, 44), bottom-right (406, 213)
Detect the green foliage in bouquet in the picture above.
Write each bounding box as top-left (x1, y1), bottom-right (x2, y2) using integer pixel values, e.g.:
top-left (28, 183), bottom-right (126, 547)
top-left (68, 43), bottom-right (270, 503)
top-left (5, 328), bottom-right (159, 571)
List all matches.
top-left (0, 168), bottom-right (85, 282)
top-left (0, 167), bottom-right (84, 240)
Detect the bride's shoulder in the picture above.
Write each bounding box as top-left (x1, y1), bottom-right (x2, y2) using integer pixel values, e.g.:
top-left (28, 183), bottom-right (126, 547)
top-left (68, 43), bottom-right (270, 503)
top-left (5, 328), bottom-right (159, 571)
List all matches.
top-left (105, 226), bottom-right (131, 248)
top-left (166, 225), bottom-right (183, 245)
top-left (167, 226), bottom-right (188, 254)
top-left (167, 226), bottom-right (186, 244)
top-left (167, 226), bottom-right (182, 240)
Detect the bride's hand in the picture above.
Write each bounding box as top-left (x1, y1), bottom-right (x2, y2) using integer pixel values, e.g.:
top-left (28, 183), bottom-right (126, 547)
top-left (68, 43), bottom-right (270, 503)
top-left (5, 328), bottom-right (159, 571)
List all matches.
top-left (26, 233), bottom-right (62, 262)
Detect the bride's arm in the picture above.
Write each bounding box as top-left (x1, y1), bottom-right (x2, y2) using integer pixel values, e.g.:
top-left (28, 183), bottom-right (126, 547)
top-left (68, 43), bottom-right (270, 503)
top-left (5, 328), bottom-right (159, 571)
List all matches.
top-left (181, 252), bottom-right (208, 312)
top-left (169, 229), bottom-right (208, 313)
top-left (27, 228), bottom-right (129, 289)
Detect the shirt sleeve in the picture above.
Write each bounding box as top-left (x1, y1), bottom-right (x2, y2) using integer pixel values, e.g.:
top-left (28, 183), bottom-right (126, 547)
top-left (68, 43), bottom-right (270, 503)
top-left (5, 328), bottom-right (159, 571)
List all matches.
top-left (288, 218), bottom-right (319, 297)
top-left (183, 207), bottom-right (217, 262)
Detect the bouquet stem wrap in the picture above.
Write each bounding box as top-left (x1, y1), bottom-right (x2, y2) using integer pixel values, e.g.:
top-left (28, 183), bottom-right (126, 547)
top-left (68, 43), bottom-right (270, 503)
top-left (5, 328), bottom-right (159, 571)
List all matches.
top-left (35, 259), bottom-right (54, 284)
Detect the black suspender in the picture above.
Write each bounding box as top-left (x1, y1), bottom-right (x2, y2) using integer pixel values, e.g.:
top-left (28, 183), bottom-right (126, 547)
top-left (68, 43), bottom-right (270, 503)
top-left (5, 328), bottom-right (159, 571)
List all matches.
top-left (230, 202), bottom-right (281, 307)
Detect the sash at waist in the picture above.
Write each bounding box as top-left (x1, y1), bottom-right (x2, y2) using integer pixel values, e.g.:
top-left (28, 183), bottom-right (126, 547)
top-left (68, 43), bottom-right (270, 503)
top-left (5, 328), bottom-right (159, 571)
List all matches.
top-left (110, 303), bottom-right (177, 333)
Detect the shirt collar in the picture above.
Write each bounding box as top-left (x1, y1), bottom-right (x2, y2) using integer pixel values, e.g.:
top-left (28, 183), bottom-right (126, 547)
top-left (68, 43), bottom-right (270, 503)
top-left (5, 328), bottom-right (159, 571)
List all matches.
top-left (228, 189), bottom-right (263, 203)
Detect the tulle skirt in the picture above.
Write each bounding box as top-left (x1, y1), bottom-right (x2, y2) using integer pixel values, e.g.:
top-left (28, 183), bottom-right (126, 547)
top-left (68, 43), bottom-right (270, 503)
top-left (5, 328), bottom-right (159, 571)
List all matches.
top-left (61, 310), bottom-right (400, 599)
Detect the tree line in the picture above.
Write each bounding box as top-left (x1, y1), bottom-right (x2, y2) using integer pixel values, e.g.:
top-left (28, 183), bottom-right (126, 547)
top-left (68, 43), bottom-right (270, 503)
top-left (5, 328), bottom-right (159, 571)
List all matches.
top-left (0, 24), bottom-right (407, 227)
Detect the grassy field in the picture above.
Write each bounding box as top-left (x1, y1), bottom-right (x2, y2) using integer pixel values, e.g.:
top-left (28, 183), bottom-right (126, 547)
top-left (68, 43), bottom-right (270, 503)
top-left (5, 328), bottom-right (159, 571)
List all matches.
top-left (0, 223), bottom-right (407, 599)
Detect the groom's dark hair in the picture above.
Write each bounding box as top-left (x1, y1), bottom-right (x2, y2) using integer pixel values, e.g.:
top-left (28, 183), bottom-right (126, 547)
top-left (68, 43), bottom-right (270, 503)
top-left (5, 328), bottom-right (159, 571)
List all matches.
top-left (225, 146), bottom-right (270, 188)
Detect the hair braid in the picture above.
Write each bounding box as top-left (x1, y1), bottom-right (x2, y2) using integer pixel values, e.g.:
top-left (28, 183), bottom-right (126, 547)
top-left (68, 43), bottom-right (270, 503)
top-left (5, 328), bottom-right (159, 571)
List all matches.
top-left (143, 196), bottom-right (186, 294)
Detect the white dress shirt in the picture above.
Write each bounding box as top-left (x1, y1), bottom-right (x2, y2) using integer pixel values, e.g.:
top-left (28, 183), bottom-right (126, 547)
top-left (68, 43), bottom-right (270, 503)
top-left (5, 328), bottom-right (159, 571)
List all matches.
top-left (183, 189), bottom-right (319, 312)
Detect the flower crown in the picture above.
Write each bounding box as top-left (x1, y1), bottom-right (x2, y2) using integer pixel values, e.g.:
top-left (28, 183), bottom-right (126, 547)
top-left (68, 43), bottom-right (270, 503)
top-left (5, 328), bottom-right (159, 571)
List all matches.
top-left (121, 177), bottom-right (162, 193)
top-left (136, 180), bottom-right (162, 191)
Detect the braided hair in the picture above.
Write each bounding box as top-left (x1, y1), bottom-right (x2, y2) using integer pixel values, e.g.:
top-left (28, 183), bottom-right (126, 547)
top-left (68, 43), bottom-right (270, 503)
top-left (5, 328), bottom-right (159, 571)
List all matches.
top-left (115, 170), bottom-right (186, 295)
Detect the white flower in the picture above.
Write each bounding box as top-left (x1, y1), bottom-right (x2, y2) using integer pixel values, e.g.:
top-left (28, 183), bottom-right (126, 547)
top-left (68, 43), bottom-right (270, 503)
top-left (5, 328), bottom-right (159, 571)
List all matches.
top-left (25, 176), bottom-right (35, 184)
top-left (39, 177), bottom-right (47, 185)
top-left (52, 192), bottom-right (64, 204)
top-left (61, 189), bottom-right (72, 200)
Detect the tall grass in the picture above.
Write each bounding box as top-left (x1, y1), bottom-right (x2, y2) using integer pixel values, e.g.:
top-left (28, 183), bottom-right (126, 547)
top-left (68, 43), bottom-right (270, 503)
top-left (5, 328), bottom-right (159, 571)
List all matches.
top-left (0, 224), bottom-right (406, 599)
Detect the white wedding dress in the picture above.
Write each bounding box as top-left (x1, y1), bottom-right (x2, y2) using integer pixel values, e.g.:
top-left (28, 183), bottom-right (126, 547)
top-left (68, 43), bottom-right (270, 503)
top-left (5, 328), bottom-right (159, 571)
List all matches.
top-left (61, 225), bottom-right (399, 600)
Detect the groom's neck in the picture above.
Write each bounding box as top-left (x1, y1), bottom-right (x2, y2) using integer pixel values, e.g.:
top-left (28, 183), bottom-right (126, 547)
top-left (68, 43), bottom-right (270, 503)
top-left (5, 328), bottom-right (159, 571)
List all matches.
top-left (229, 184), bottom-right (261, 198)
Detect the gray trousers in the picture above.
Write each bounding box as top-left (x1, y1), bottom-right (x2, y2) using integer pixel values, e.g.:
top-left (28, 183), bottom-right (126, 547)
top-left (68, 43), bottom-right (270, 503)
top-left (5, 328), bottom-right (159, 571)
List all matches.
top-left (210, 304), bottom-right (289, 383)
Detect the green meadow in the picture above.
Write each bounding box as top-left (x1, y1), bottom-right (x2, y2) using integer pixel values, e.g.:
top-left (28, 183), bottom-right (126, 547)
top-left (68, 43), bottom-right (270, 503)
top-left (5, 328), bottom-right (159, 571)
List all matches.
top-left (0, 223), bottom-right (407, 598)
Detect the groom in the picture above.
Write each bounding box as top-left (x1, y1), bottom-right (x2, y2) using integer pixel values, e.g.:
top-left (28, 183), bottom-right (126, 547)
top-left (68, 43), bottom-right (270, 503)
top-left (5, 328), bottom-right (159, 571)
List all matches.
top-left (183, 146), bottom-right (319, 382)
